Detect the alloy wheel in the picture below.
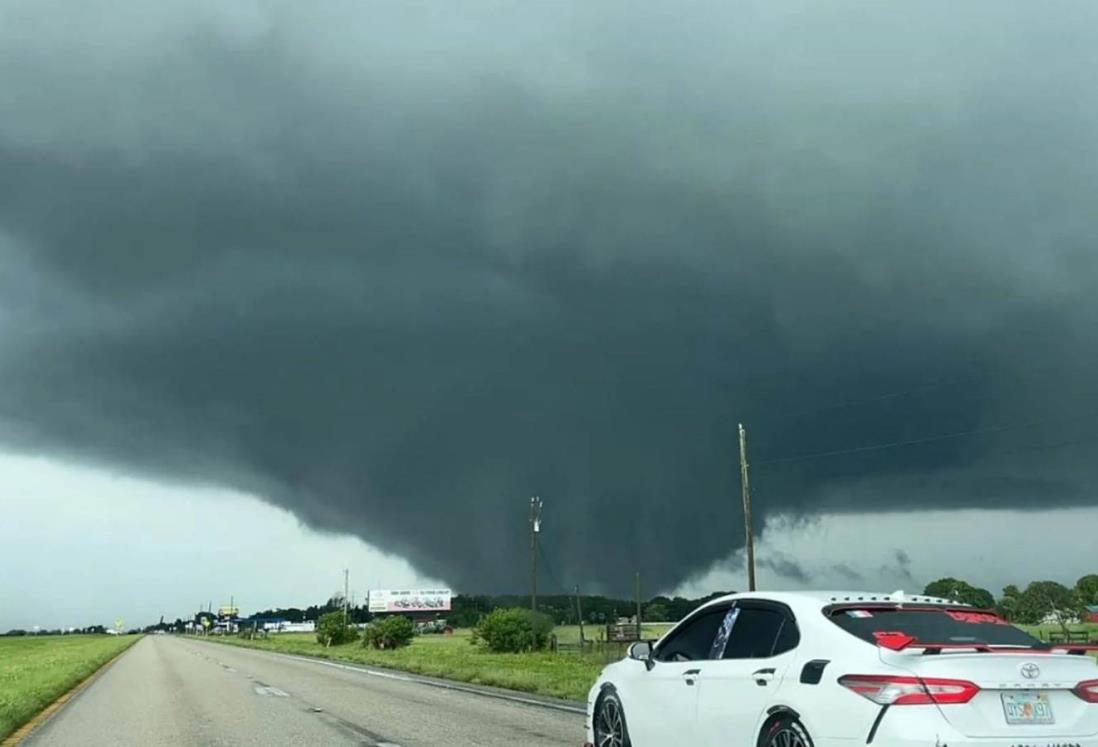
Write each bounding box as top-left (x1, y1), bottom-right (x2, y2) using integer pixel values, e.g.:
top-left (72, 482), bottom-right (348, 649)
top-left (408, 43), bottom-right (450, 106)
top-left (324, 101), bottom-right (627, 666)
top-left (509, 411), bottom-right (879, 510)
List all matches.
top-left (595, 697), bottom-right (625, 747)
top-left (768, 727), bottom-right (807, 747)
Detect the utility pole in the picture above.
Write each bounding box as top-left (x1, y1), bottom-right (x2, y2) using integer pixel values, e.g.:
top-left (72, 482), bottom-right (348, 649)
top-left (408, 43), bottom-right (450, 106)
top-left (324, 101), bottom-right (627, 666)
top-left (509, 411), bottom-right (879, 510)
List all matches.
top-left (575, 584), bottom-right (585, 646)
top-left (343, 569), bottom-right (350, 625)
top-left (635, 571), bottom-right (642, 641)
top-left (530, 496), bottom-right (543, 613)
top-left (738, 423), bottom-right (757, 592)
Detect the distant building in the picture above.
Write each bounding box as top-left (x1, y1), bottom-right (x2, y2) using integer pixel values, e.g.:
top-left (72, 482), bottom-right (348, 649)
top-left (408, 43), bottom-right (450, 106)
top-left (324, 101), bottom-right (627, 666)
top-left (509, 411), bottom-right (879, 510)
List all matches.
top-left (1040, 610), bottom-right (1082, 625)
top-left (1086, 606), bottom-right (1098, 624)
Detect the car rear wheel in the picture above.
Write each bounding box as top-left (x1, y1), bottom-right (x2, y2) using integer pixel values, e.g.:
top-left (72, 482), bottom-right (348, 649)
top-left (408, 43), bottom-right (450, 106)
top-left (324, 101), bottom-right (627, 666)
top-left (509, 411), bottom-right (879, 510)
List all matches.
top-left (593, 691), bottom-right (631, 747)
top-left (760, 715), bottom-right (812, 747)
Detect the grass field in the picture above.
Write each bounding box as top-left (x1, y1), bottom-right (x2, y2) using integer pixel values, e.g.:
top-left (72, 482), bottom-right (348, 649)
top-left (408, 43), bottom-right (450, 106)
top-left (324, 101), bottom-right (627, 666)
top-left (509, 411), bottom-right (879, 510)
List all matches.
top-left (1017, 623), bottom-right (1098, 641)
top-left (1017, 623), bottom-right (1098, 660)
top-left (212, 623), bottom-right (677, 703)
top-left (213, 628), bottom-right (604, 702)
top-left (0, 634), bottom-right (140, 741)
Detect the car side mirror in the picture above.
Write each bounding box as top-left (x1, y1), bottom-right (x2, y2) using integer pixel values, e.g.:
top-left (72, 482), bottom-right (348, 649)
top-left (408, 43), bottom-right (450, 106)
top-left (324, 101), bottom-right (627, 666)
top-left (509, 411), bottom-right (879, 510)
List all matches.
top-left (629, 641), bottom-right (655, 670)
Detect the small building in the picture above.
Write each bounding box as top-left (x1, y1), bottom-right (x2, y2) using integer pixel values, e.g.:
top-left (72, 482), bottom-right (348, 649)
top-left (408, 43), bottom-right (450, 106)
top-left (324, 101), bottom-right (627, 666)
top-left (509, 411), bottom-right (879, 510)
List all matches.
top-left (272, 620), bottom-right (316, 634)
top-left (1086, 605), bottom-right (1098, 624)
top-left (1039, 611), bottom-right (1082, 625)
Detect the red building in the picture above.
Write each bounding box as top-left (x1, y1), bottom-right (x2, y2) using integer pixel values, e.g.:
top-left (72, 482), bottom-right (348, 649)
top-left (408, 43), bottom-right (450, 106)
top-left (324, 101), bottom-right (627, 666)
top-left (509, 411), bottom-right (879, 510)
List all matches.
top-left (1087, 606), bottom-right (1098, 624)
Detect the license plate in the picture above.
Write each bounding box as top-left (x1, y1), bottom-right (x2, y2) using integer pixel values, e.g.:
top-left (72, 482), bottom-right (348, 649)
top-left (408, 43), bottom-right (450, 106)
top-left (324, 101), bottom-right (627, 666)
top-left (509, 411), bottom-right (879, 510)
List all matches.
top-left (1002, 691), bottom-right (1054, 725)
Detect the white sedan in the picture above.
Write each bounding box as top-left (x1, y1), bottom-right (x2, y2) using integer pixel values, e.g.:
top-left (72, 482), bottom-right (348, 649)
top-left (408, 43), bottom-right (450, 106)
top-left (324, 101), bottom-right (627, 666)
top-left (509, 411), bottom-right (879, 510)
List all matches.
top-left (585, 590), bottom-right (1098, 746)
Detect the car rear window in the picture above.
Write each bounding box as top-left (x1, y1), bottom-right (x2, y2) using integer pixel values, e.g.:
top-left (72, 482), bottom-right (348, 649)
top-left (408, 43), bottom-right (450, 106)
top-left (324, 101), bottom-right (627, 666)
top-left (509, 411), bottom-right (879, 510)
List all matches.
top-left (829, 607), bottom-right (1043, 648)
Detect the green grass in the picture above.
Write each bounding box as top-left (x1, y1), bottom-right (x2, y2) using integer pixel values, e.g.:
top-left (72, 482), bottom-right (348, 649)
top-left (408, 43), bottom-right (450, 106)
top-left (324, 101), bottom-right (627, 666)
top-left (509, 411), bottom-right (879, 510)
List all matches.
top-left (1016, 623), bottom-right (1098, 661)
top-left (210, 628), bottom-right (621, 702)
top-left (0, 634), bottom-right (140, 740)
top-left (1016, 623), bottom-right (1098, 641)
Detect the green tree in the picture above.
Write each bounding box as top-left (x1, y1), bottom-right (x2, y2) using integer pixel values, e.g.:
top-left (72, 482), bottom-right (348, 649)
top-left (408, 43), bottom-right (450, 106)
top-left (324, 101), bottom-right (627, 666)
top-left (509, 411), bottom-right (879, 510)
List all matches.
top-left (997, 585), bottom-right (1022, 621)
top-left (922, 578), bottom-right (994, 609)
top-left (473, 608), bottom-right (554, 653)
top-left (1013, 581), bottom-right (1083, 632)
top-left (362, 615), bottom-right (416, 649)
top-left (315, 611), bottom-right (358, 647)
top-left (643, 602), bottom-right (671, 622)
top-left (1074, 575), bottom-right (1098, 607)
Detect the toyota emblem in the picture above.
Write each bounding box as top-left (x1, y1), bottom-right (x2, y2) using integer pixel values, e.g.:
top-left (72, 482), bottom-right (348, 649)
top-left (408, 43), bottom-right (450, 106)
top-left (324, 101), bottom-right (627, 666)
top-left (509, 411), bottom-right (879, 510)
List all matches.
top-left (1020, 662), bottom-right (1041, 680)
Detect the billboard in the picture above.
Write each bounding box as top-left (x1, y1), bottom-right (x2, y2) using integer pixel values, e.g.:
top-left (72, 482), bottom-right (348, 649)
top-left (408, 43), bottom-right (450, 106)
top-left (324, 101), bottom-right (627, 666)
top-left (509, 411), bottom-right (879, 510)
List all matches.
top-left (368, 589), bottom-right (452, 613)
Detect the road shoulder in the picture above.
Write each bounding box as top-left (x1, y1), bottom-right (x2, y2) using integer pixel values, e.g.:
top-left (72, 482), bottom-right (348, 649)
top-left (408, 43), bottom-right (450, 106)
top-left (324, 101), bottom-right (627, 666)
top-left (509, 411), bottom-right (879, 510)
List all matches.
top-left (2, 637), bottom-right (142, 747)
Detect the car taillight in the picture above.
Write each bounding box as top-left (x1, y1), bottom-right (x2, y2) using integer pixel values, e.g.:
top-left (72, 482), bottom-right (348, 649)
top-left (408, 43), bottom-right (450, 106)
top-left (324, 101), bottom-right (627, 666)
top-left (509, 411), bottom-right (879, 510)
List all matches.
top-left (839, 674), bottom-right (980, 705)
top-left (1074, 680), bottom-right (1098, 703)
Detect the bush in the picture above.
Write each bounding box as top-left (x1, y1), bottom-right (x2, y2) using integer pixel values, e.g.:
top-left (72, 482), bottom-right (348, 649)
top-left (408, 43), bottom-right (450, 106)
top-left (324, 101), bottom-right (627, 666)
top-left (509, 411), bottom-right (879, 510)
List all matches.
top-left (316, 611), bottom-right (358, 646)
top-left (362, 615), bottom-right (416, 650)
top-left (474, 607), bottom-right (554, 653)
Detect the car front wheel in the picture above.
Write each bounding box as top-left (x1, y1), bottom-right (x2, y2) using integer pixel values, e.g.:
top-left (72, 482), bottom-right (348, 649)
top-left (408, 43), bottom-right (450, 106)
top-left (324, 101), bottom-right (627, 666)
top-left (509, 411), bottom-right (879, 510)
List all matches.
top-left (593, 690), bottom-right (631, 747)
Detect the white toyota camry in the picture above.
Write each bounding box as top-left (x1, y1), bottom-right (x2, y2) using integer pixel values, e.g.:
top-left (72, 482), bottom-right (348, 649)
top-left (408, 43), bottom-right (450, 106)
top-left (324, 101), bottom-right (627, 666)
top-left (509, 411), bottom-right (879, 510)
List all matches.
top-left (584, 590), bottom-right (1098, 747)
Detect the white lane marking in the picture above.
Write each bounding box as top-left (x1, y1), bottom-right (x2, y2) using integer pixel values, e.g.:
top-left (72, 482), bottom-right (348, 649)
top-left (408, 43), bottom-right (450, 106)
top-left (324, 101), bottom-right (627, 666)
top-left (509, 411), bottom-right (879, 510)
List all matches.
top-left (253, 685), bottom-right (290, 697)
top-left (377, 743), bottom-right (402, 746)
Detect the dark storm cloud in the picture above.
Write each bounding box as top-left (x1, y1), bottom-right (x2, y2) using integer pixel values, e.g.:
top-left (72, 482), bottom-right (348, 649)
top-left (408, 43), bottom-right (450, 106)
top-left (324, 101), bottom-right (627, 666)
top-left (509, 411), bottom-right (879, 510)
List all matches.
top-left (2, 0), bottom-right (1098, 593)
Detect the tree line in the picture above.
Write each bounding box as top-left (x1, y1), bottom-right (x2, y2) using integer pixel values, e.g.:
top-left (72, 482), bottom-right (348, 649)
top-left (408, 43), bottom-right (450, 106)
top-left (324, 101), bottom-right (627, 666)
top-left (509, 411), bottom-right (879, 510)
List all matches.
top-left (923, 574), bottom-right (1098, 629)
top-left (244, 591), bottom-right (734, 629)
top-left (9, 575), bottom-right (1093, 637)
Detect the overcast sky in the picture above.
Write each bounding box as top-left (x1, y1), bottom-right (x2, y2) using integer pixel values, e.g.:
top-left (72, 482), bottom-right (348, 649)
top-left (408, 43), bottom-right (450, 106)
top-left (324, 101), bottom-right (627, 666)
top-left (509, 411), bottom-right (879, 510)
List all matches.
top-left (2, 0), bottom-right (1097, 629)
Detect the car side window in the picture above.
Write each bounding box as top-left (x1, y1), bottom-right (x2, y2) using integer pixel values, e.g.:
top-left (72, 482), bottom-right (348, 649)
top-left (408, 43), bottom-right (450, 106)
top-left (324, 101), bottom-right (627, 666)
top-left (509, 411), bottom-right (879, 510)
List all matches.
top-left (654, 607), bottom-right (728, 662)
top-left (721, 607), bottom-right (796, 659)
top-left (772, 616), bottom-right (800, 656)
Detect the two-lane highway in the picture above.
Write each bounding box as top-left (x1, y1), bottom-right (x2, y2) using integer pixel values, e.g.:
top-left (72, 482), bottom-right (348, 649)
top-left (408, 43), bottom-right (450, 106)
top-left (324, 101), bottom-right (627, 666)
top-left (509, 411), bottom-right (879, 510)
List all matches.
top-left (25, 636), bottom-right (584, 746)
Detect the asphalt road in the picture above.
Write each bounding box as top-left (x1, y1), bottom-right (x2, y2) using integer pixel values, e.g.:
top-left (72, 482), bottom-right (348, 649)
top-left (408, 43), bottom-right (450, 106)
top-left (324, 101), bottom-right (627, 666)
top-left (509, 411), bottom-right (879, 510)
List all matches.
top-left (24, 635), bottom-right (585, 746)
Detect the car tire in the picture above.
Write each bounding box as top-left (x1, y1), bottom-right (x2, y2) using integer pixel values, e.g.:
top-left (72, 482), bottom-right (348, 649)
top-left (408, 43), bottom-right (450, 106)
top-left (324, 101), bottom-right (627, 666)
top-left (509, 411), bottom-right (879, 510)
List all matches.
top-left (593, 690), bottom-right (631, 747)
top-left (759, 714), bottom-right (813, 747)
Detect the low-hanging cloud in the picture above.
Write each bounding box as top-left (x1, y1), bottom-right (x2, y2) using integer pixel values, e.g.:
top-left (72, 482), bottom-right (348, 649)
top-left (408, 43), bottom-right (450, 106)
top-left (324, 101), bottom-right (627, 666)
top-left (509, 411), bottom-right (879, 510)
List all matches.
top-left (2, 0), bottom-right (1098, 594)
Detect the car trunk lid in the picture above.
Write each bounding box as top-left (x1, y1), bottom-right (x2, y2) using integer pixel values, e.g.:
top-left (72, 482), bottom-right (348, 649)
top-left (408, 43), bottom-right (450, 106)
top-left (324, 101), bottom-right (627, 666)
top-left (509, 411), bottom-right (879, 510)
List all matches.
top-left (881, 649), bottom-right (1098, 738)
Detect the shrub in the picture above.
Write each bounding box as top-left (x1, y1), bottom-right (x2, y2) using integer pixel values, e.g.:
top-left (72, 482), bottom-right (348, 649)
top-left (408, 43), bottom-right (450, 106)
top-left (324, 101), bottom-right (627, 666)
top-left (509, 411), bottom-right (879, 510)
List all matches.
top-left (362, 615), bottom-right (416, 650)
top-left (316, 611), bottom-right (358, 646)
top-left (474, 607), bottom-right (553, 653)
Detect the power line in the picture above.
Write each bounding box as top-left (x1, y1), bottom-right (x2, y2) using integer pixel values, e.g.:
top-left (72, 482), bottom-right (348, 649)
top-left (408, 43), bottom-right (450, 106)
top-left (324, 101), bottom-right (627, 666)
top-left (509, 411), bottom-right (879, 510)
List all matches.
top-left (536, 542), bottom-right (571, 596)
top-left (755, 407), bottom-right (1098, 467)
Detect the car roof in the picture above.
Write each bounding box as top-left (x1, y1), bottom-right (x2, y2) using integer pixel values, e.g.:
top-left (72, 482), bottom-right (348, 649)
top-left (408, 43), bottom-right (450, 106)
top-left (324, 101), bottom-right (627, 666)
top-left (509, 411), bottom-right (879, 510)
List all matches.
top-left (696, 589), bottom-right (971, 610)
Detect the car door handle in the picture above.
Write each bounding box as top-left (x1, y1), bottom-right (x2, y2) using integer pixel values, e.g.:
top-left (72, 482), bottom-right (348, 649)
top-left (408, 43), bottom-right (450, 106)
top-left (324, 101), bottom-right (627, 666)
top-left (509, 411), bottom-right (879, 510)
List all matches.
top-left (682, 668), bottom-right (701, 686)
top-left (752, 668), bottom-right (776, 685)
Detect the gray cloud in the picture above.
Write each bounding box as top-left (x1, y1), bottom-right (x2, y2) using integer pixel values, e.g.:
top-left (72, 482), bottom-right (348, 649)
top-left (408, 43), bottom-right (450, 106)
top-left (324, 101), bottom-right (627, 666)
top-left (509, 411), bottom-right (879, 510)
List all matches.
top-left (831, 564), bottom-right (865, 585)
top-left (757, 553), bottom-right (811, 584)
top-left (880, 550), bottom-right (918, 589)
top-left (2, 0), bottom-right (1098, 594)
